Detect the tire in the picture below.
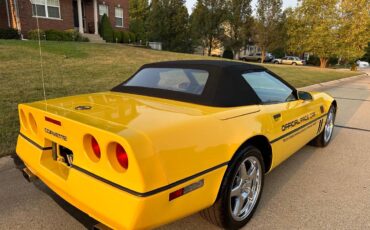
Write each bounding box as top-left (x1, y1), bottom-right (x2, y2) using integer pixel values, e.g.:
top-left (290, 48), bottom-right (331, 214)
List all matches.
top-left (257, 58), bottom-right (261, 63)
top-left (310, 105), bottom-right (336, 147)
top-left (292, 62), bottom-right (297, 66)
top-left (274, 61), bottom-right (279, 64)
top-left (200, 146), bottom-right (265, 229)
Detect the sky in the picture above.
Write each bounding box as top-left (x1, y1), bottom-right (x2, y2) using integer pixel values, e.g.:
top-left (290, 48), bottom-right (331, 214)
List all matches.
top-left (185, 0), bottom-right (298, 13)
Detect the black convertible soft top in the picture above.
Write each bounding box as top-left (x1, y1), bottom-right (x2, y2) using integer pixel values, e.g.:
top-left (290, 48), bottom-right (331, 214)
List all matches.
top-left (111, 60), bottom-right (293, 107)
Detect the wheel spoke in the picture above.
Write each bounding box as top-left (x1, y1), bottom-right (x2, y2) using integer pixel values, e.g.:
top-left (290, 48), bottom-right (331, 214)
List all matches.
top-left (247, 162), bottom-right (257, 180)
top-left (239, 162), bottom-right (248, 180)
top-left (232, 195), bottom-right (244, 216)
top-left (230, 180), bottom-right (242, 197)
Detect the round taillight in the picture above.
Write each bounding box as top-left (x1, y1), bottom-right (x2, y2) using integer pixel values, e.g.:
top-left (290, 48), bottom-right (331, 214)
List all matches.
top-left (91, 137), bottom-right (101, 159)
top-left (116, 144), bottom-right (128, 169)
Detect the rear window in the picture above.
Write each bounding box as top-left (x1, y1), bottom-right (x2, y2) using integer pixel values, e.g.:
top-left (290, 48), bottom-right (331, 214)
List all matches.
top-left (124, 68), bottom-right (209, 95)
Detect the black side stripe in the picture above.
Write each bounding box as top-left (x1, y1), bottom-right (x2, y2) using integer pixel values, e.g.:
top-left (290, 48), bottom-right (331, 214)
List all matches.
top-left (19, 133), bottom-right (52, 150)
top-left (270, 113), bottom-right (327, 144)
top-left (18, 132), bottom-right (228, 197)
top-left (72, 162), bottom-right (228, 197)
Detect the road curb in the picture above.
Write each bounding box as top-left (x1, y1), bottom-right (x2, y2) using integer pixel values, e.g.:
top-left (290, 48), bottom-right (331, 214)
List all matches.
top-left (298, 73), bottom-right (369, 91)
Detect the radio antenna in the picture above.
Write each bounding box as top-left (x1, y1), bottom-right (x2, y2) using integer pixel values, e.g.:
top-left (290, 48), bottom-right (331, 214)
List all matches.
top-left (32, 0), bottom-right (47, 105)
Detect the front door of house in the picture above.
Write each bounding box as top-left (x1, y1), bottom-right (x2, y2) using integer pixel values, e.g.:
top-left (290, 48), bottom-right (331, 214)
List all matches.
top-left (72, 0), bottom-right (85, 31)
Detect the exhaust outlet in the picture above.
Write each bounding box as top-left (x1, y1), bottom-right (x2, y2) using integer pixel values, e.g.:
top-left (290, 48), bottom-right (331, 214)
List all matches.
top-left (22, 167), bottom-right (37, 182)
top-left (92, 223), bottom-right (111, 230)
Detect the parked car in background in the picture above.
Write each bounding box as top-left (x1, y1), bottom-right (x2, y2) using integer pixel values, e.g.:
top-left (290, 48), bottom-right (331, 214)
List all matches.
top-left (356, 60), bottom-right (369, 68)
top-left (273, 56), bottom-right (306, 65)
top-left (240, 53), bottom-right (274, 62)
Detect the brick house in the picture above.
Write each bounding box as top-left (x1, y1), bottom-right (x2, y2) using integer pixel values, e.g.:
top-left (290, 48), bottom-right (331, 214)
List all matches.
top-left (0, 0), bottom-right (129, 38)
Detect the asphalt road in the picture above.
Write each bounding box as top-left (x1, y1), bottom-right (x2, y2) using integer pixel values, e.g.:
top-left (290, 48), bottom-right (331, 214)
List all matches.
top-left (1, 71), bottom-right (369, 230)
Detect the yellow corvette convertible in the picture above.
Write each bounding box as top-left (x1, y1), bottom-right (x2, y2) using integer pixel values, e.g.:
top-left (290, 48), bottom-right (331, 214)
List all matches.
top-left (16, 60), bottom-right (336, 229)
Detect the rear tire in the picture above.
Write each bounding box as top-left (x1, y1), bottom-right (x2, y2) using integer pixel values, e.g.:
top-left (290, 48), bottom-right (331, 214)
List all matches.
top-left (292, 62), bottom-right (297, 66)
top-left (200, 146), bottom-right (265, 229)
top-left (310, 105), bottom-right (336, 147)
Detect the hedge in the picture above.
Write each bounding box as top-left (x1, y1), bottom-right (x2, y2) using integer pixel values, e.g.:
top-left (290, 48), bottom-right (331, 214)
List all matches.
top-left (0, 28), bottom-right (20, 39)
top-left (113, 30), bottom-right (123, 43)
top-left (28, 29), bottom-right (89, 42)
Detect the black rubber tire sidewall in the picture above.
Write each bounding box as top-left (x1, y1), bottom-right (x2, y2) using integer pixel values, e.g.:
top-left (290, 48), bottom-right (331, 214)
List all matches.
top-left (218, 146), bottom-right (265, 229)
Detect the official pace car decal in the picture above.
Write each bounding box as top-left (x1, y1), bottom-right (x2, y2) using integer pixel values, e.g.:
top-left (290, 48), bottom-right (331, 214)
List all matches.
top-left (281, 112), bottom-right (316, 132)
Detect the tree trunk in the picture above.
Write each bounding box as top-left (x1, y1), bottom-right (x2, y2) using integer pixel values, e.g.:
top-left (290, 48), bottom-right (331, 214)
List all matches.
top-left (208, 37), bottom-right (213, 56)
top-left (234, 49), bottom-right (240, 60)
top-left (261, 47), bottom-right (266, 63)
top-left (319, 58), bottom-right (328, 68)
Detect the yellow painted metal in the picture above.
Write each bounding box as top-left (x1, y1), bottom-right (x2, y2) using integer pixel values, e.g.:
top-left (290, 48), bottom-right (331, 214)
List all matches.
top-left (16, 91), bottom-right (334, 229)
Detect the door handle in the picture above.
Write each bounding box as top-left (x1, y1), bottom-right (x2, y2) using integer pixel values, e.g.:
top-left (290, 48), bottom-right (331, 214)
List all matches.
top-left (273, 113), bottom-right (281, 120)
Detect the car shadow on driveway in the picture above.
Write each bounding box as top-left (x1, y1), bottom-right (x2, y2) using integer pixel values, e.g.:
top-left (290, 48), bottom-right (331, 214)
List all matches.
top-left (32, 179), bottom-right (98, 229)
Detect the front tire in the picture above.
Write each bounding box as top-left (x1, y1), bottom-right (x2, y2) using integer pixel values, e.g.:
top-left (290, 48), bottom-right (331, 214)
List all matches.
top-left (200, 146), bottom-right (265, 229)
top-left (310, 105), bottom-right (336, 147)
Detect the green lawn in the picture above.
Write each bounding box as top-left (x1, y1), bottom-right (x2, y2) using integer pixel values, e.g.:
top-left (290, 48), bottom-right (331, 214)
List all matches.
top-left (0, 40), bottom-right (361, 157)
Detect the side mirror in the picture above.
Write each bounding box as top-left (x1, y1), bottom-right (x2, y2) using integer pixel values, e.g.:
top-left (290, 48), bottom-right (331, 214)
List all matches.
top-left (298, 91), bottom-right (313, 101)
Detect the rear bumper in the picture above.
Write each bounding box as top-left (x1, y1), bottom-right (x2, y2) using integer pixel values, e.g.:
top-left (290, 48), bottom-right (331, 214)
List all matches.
top-left (16, 134), bottom-right (226, 229)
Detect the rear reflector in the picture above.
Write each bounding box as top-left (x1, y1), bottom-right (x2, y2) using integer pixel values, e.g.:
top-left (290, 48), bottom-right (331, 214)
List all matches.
top-left (169, 188), bottom-right (184, 201)
top-left (169, 179), bottom-right (204, 201)
top-left (45, 116), bottom-right (61, 126)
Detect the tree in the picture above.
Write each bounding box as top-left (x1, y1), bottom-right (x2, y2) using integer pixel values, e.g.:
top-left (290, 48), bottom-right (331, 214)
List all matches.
top-left (338, 0), bottom-right (370, 64)
top-left (363, 42), bottom-right (370, 62)
top-left (253, 0), bottom-right (283, 63)
top-left (223, 0), bottom-right (253, 58)
top-left (285, 7), bottom-right (306, 56)
top-left (99, 14), bottom-right (114, 42)
top-left (129, 0), bottom-right (149, 19)
top-left (147, 0), bottom-right (191, 52)
top-left (286, 0), bottom-right (339, 68)
top-left (129, 0), bottom-right (149, 43)
top-left (190, 0), bottom-right (226, 56)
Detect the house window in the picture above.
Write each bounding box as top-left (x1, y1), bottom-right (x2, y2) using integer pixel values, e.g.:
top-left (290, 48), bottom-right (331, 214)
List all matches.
top-left (99, 4), bottom-right (108, 21)
top-left (115, 7), bottom-right (123, 27)
top-left (31, 0), bottom-right (60, 19)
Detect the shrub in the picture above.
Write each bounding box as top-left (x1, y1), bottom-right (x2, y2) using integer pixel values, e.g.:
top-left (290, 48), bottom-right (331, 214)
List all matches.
top-left (307, 55), bottom-right (320, 66)
top-left (328, 57), bottom-right (339, 66)
top-left (222, 49), bottom-right (234, 59)
top-left (128, 32), bottom-right (136, 43)
top-left (113, 30), bottom-right (123, 43)
top-left (0, 28), bottom-right (20, 39)
top-left (99, 14), bottom-right (114, 42)
top-left (28, 29), bottom-right (46, 40)
top-left (64, 29), bottom-right (89, 42)
top-left (45, 29), bottom-right (69, 41)
top-left (121, 31), bottom-right (130, 43)
top-left (29, 29), bottom-right (88, 42)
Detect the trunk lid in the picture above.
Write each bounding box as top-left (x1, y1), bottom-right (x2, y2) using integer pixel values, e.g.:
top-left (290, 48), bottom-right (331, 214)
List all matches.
top-left (28, 92), bottom-right (226, 134)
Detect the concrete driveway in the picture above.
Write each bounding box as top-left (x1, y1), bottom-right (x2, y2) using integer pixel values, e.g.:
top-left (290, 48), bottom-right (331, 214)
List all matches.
top-left (1, 73), bottom-right (369, 230)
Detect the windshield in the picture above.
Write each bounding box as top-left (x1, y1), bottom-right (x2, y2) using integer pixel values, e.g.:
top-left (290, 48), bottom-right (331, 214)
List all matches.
top-left (123, 68), bottom-right (209, 95)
